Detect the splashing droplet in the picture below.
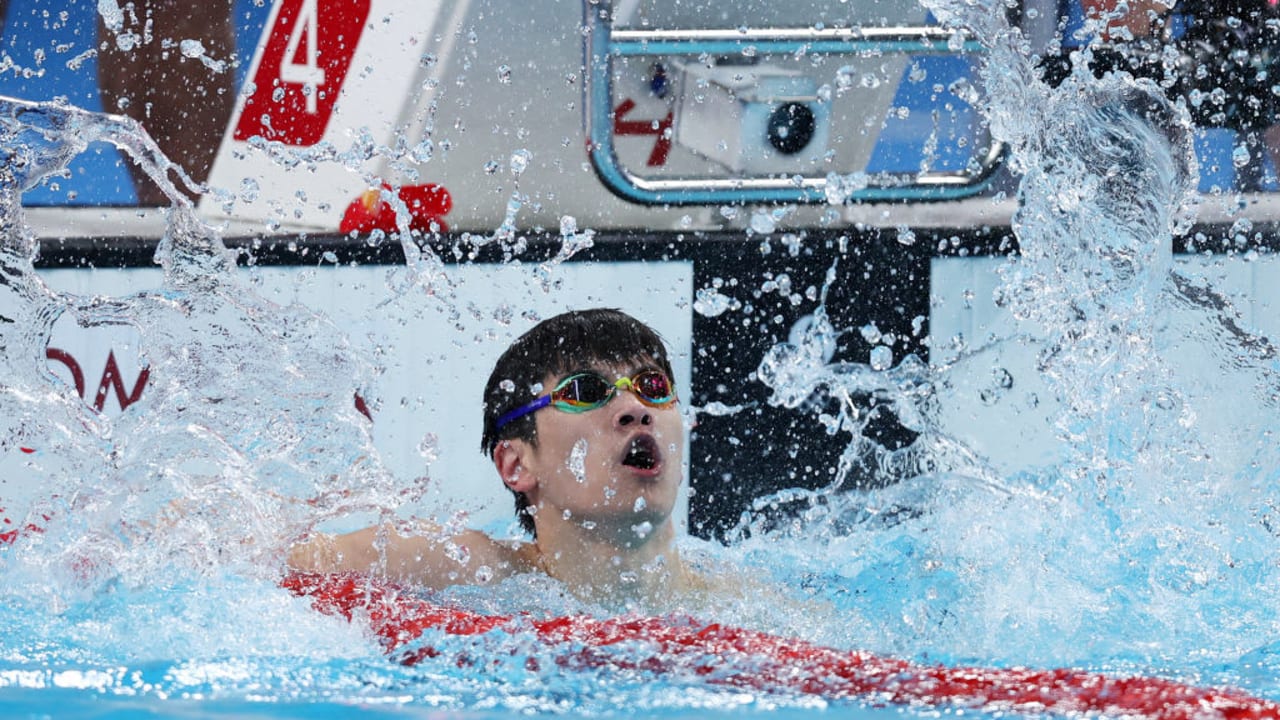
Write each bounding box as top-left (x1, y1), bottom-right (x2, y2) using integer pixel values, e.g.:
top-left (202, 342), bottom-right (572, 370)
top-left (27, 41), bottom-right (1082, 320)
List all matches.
top-left (509, 149), bottom-right (531, 176)
top-left (568, 438), bottom-right (588, 484)
top-left (869, 345), bottom-right (893, 371)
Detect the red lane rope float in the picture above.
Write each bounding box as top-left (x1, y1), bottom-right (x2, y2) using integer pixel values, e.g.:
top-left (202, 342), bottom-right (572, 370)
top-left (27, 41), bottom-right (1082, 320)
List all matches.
top-left (283, 572), bottom-right (1280, 720)
top-left (0, 506), bottom-right (46, 546)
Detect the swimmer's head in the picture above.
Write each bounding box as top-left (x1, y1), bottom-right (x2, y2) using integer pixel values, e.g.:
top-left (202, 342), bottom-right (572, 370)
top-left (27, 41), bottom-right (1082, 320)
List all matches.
top-left (481, 308), bottom-right (675, 537)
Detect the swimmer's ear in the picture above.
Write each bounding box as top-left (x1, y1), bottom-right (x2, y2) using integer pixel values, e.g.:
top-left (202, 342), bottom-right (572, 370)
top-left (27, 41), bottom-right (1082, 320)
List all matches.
top-left (494, 439), bottom-right (536, 493)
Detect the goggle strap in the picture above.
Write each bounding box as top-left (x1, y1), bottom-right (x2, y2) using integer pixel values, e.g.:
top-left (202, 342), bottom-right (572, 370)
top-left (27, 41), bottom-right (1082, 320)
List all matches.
top-left (494, 394), bottom-right (552, 432)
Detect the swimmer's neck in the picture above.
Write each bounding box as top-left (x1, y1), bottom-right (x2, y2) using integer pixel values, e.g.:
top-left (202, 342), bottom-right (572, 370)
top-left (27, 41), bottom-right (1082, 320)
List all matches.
top-left (530, 515), bottom-right (690, 605)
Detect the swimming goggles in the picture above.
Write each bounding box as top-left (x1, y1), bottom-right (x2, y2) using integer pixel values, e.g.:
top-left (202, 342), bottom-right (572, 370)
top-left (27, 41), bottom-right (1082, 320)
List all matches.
top-left (494, 370), bottom-right (676, 431)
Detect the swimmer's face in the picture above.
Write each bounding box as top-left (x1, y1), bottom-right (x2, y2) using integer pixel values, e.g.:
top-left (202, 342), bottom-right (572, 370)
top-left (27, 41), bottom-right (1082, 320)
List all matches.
top-left (519, 362), bottom-right (684, 541)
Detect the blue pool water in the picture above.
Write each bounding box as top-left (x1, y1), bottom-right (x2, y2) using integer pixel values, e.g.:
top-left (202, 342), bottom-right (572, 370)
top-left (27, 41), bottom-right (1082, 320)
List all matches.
top-left (3, 1), bottom-right (1280, 719)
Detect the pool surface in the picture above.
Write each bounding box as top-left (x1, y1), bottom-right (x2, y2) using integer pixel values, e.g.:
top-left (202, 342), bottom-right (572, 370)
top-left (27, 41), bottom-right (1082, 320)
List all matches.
top-left (3, 0), bottom-right (1280, 717)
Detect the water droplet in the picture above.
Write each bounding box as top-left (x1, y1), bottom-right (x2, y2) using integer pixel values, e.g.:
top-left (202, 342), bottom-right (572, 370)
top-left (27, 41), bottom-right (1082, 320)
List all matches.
top-left (496, 64), bottom-right (512, 84)
top-left (1232, 145), bottom-right (1251, 169)
top-left (824, 171), bottom-right (869, 204)
top-left (492, 305), bottom-right (513, 326)
top-left (559, 215), bottom-right (578, 236)
top-left (410, 138), bottom-right (434, 164)
top-left (509, 148), bottom-right (531, 175)
top-left (417, 433), bottom-right (439, 463)
top-left (948, 77), bottom-right (980, 105)
top-left (115, 31), bottom-right (139, 52)
top-left (869, 345), bottom-right (893, 371)
top-left (993, 367), bottom-right (1014, 390)
top-left (699, 401), bottom-right (746, 417)
top-left (693, 287), bottom-right (735, 317)
top-left (239, 177), bottom-right (260, 203)
top-left (568, 438), bottom-right (588, 483)
top-left (835, 66), bottom-right (855, 93)
top-left (98, 0), bottom-right (124, 30)
top-left (444, 541), bottom-right (471, 565)
top-left (750, 209), bottom-right (777, 234)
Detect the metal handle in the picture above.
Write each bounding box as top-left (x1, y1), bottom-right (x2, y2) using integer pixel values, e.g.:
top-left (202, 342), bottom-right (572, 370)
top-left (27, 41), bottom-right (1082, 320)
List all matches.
top-left (582, 1), bottom-right (1004, 205)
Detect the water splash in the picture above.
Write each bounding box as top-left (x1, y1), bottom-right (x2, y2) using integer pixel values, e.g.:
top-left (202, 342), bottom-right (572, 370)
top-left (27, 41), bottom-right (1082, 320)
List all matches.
top-left (0, 98), bottom-right (399, 602)
top-left (2, 4), bottom-right (1280, 712)
top-left (741, 0), bottom-right (1280, 671)
top-left (754, 262), bottom-right (1001, 500)
top-left (568, 438), bottom-right (589, 485)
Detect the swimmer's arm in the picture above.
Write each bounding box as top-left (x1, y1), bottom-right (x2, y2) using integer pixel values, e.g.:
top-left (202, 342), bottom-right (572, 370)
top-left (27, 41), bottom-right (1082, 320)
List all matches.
top-left (286, 522), bottom-right (530, 590)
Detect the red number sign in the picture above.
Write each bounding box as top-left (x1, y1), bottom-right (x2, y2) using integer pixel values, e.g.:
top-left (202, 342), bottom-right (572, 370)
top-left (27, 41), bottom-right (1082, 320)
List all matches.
top-left (613, 99), bottom-right (673, 166)
top-left (233, 0), bottom-right (372, 146)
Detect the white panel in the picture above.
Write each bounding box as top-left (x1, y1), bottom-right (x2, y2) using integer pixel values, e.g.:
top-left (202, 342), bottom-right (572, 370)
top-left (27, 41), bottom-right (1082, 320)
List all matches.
top-left (930, 256), bottom-right (1062, 476)
top-left (933, 254), bottom-right (1280, 481)
top-left (1177, 254), bottom-right (1255, 323)
top-left (1248, 255), bottom-right (1280, 343)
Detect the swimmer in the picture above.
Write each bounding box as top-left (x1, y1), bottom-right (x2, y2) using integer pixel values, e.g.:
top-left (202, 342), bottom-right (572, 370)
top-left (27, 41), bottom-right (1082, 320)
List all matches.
top-left (288, 308), bottom-right (700, 607)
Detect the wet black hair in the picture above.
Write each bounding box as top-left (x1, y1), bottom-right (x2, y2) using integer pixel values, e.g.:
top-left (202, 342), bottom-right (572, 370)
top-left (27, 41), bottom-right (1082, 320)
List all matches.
top-left (481, 308), bottom-right (675, 537)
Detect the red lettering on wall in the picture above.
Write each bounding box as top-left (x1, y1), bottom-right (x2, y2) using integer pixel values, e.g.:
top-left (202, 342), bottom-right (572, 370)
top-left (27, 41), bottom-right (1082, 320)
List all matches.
top-left (46, 348), bottom-right (85, 398)
top-left (45, 349), bottom-right (369, 424)
top-left (0, 505), bottom-right (48, 545)
top-left (93, 351), bottom-right (150, 413)
top-left (613, 98), bottom-right (674, 167)
top-left (48, 347), bottom-right (150, 413)
top-left (354, 393), bottom-right (372, 422)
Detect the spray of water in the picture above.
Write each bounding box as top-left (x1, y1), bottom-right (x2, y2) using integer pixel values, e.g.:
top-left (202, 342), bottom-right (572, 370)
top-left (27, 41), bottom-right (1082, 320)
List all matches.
top-left (3, 3), bottom-right (1280, 704)
top-left (741, 0), bottom-right (1280, 671)
top-left (0, 99), bottom-right (402, 617)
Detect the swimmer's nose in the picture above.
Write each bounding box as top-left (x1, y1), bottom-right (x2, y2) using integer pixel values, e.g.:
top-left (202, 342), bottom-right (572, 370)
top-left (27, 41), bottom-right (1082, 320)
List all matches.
top-left (613, 392), bottom-right (653, 427)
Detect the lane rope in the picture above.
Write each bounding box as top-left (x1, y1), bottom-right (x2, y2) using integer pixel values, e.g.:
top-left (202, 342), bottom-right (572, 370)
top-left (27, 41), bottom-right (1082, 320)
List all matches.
top-left (5, 517), bottom-right (1276, 719)
top-left (283, 571), bottom-right (1280, 720)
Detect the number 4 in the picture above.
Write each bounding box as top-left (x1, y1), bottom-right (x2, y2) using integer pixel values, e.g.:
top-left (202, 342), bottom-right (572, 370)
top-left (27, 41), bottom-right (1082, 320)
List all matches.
top-left (280, 0), bottom-right (326, 114)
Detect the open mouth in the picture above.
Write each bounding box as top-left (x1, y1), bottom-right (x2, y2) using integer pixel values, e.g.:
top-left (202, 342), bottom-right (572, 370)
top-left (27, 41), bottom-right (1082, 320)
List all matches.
top-left (621, 434), bottom-right (661, 471)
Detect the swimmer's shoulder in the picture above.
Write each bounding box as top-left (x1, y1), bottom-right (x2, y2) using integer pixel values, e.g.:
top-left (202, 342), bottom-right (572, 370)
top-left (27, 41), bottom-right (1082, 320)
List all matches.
top-left (676, 545), bottom-right (820, 616)
top-left (405, 521), bottom-right (539, 585)
top-left (674, 546), bottom-right (751, 598)
top-left (464, 529), bottom-right (540, 577)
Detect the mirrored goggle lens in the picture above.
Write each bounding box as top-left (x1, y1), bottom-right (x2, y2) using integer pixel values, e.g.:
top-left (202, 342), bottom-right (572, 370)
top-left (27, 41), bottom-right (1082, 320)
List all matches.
top-left (553, 374), bottom-right (615, 409)
top-left (632, 371), bottom-right (673, 404)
